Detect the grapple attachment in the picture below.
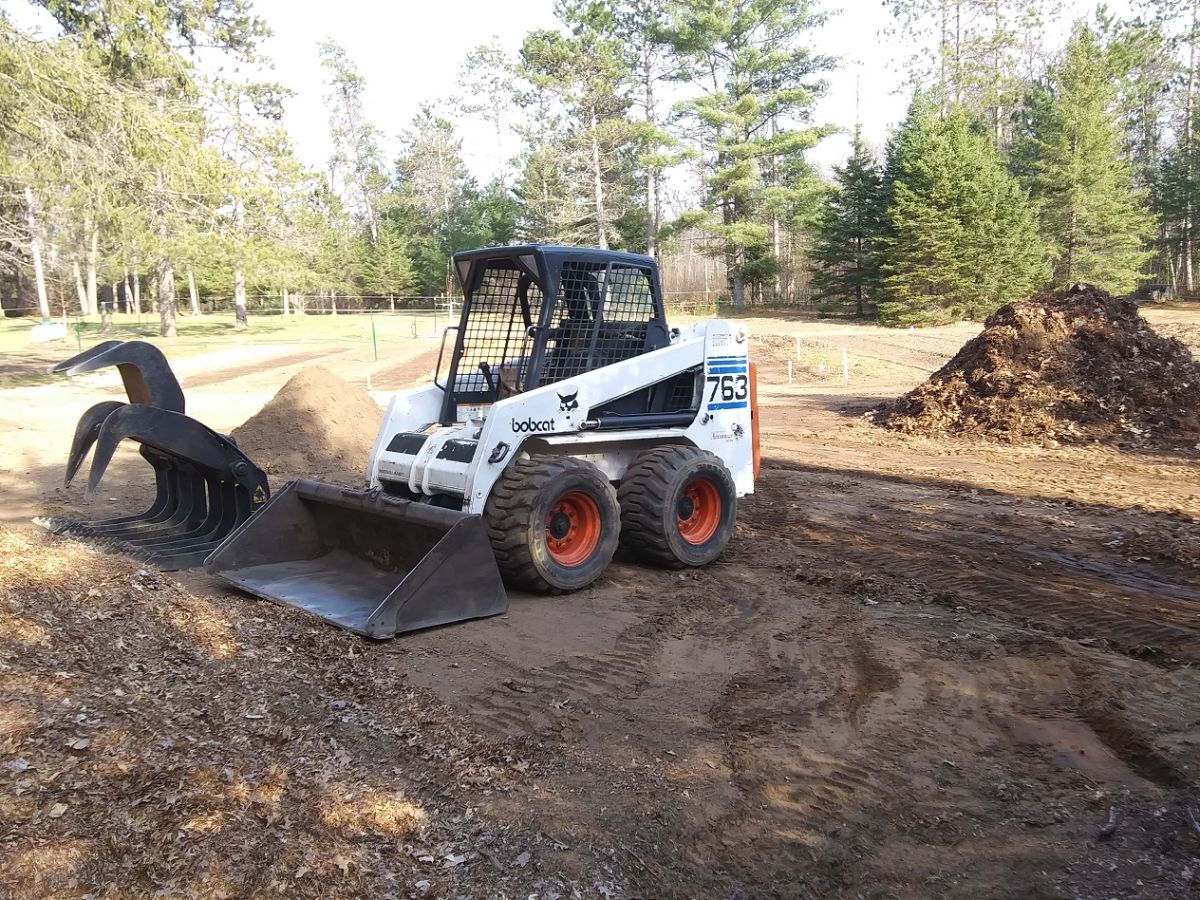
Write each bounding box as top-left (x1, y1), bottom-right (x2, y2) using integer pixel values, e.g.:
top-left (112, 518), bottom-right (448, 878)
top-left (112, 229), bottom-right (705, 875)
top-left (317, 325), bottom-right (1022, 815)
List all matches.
top-left (205, 479), bottom-right (508, 638)
top-left (41, 344), bottom-right (269, 571)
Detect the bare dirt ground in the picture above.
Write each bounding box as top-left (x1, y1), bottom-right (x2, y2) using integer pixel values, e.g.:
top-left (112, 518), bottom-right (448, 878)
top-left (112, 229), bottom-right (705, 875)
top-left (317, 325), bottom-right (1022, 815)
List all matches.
top-left (1, 310), bottom-right (1199, 899)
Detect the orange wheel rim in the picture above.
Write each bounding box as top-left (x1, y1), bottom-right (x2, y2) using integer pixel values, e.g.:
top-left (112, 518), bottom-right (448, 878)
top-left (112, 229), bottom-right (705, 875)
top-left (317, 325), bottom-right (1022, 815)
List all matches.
top-left (677, 477), bottom-right (721, 545)
top-left (546, 490), bottom-right (602, 566)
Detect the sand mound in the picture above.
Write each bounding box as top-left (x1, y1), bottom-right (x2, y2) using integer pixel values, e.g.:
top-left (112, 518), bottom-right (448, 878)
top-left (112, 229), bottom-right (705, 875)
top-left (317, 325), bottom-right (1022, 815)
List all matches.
top-left (875, 285), bottom-right (1200, 448)
top-left (232, 366), bottom-right (382, 481)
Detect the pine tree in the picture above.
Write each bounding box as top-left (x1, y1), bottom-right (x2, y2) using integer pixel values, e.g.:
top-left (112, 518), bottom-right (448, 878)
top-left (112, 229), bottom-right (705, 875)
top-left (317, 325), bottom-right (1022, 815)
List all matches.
top-left (809, 128), bottom-right (885, 317)
top-left (664, 0), bottom-right (835, 308)
top-left (319, 41), bottom-right (388, 246)
top-left (519, 1), bottom-right (636, 250)
top-left (1012, 26), bottom-right (1154, 292)
top-left (878, 96), bottom-right (1047, 325)
top-left (1159, 132), bottom-right (1200, 293)
top-left (884, 1), bottom-right (1061, 144)
top-left (363, 220), bottom-right (417, 305)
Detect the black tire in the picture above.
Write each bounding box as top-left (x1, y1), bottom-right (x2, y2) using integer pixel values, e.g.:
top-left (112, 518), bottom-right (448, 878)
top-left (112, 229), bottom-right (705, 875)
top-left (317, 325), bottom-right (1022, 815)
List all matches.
top-left (484, 455), bottom-right (620, 594)
top-left (618, 446), bottom-right (737, 569)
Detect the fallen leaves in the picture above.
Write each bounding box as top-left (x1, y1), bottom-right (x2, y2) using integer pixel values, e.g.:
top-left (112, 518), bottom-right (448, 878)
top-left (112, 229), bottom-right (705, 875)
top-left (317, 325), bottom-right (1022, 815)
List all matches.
top-left (0, 527), bottom-right (550, 898)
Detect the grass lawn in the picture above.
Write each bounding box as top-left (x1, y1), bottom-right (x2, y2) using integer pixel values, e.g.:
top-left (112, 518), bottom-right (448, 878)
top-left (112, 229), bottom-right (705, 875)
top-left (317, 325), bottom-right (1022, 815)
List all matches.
top-left (0, 308), bottom-right (456, 357)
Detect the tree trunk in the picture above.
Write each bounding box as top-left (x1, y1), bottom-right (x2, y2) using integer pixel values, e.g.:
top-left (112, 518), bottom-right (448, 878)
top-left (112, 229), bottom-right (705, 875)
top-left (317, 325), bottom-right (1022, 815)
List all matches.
top-left (85, 221), bottom-right (99, 317)
top-left (953, 0), bottom-right (963, 106)
top-left (589, 106), bottom-right (607, 250)
top-left (643, 39), bottom-right (658, 260)
top-left (157, 259), bottom-right (177, 338)
top-left (703, 240), bottom-right (712, 305)
top-left (187, 266), bottom-right (200, 316)
top-left (540, 164), bottom-right (552, 241)
top-left (389, 294), bottom-right (395, 311)
top-left (330, 290), bottom-right (337, 315)
top-left (1186, 1), bottom-right (1199, 292)
top-left (647, 164), bottom-right (658, 260)
top-left (73, 260), bottom-right (88, 314)
top-left (769, 108), bottom-right (781, 298)
top-left (722, 182), bottom-right (745, 309)
top-left (131, 270), bottom-right (142, 315)
top-left (23, 187), bottom-right (51, 321)
top-left (728, 268), bottom-right (746, 309)
top-left (234, 263), bottom-right (247, 330)
top-left (102, 281), bottom-right (115, 332)
top-left (282, 287), bottom-right (290, 316)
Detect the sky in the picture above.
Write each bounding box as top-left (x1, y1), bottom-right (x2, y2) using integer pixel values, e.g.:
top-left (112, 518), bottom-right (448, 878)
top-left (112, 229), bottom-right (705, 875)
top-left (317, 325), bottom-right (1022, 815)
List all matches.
top-left (7, 0), bottom-right (1137, 181)
top-left (247, 0), bottom-right (908, 178)
top-left (246, 0), bottom-right (1130, 179)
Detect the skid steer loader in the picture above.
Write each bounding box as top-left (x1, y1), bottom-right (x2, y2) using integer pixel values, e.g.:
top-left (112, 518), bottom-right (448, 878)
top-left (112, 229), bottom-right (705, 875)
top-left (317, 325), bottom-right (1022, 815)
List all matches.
top-left (46, 245), bottom-right (757, 638)
top-left (206, 244), bottom-right (759, 636)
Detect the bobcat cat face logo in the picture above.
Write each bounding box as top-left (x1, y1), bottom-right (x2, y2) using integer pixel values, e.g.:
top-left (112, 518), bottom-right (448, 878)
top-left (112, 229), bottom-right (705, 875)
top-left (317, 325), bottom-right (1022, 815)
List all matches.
top-left (558, 388), bottom-right (579, 412)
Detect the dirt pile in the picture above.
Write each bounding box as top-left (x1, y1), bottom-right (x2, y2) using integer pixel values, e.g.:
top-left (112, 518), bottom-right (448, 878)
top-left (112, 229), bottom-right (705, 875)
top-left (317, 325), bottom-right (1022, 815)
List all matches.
top-left (875, 285), bottom-right (1200, 448)
top-left (231, 366), bottom-right (382, 481)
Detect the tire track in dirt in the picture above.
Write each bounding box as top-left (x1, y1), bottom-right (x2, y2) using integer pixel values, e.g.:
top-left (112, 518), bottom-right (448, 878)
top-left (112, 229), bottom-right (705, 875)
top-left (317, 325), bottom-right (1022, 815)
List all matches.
top-left (458, 603), bottom-right (677, 738)
top-left (746, 467), bottom-right (1200, 663)
top-left (693, 563), bottom-right (923, 874)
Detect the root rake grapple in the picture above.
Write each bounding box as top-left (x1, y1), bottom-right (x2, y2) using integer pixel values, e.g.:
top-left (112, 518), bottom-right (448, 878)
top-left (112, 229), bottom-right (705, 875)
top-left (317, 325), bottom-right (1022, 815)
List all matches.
top-left (38, 341), bottom-right (268, 571)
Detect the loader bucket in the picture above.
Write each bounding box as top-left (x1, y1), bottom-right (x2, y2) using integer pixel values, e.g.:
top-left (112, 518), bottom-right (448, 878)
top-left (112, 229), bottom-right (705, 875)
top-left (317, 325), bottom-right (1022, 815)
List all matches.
top-left (205, 479), bottom-right (509, 638)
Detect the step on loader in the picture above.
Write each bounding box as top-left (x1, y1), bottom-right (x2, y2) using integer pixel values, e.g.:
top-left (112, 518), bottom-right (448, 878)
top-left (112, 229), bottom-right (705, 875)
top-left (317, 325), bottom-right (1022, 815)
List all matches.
top-left (39, 340), bottom-right (269, 570)
top-left (205, 244), bottom-right (759, 636)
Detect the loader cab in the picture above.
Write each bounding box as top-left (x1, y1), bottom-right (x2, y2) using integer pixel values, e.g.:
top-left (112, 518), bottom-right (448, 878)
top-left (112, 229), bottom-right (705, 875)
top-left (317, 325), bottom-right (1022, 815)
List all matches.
top-left (436, 245), bottom-right (673, 426)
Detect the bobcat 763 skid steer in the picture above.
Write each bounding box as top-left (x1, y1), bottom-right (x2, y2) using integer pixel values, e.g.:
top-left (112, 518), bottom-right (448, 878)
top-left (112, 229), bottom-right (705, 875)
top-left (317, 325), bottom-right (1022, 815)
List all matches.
top-left (51, 245), bottom-right (758, 638)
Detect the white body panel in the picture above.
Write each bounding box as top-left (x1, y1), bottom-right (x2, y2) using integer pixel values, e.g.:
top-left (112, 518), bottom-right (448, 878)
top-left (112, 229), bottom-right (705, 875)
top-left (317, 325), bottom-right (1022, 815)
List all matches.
top-left (367, 320), bottom-right (755, 514)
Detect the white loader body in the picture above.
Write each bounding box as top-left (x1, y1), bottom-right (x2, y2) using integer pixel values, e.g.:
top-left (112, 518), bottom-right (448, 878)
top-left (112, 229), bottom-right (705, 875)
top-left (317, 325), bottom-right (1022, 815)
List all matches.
top-left (368, 319), bottom-right (756, 514)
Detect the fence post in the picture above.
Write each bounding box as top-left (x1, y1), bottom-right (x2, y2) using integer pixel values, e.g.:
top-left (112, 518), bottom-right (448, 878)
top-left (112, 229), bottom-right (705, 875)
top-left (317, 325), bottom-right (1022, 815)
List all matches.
top-left (370, 313), bottom-right (378, 362)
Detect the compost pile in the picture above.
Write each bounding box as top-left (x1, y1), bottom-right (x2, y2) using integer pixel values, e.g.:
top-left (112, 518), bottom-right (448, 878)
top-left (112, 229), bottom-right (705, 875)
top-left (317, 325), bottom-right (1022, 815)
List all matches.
top-left (876, 285), bottom-right (1200, 448)
top-left (231, 366), bottom-right (382, 481)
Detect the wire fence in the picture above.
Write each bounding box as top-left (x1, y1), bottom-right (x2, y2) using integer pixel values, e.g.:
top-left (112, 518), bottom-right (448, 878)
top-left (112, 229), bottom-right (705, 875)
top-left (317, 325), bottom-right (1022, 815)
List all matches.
top-left (1, 293), bottom-right (736, 332)
top-left (791, 336), bottom-right (852, 383)
top-left (2, 296), bottom-right (882, 396)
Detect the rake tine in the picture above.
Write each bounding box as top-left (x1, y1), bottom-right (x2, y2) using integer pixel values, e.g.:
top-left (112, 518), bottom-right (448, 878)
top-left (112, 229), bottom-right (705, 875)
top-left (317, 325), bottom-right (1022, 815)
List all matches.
top-left (68, 452), bottom-right (182, 536)
top-left (57, 340), bottom-right (185, 413)
top-left (98, 463), bottom-right (205, 541)
top-left (130, 471), bottom-right (227, 551)
top-left (70, 404), bottom-right (268, 567)
top-left (49, 340), bottom-right (124, 375)
top-left (64, 401), bottom-right (126, 487)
